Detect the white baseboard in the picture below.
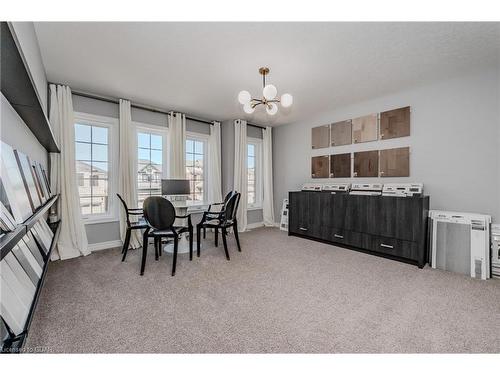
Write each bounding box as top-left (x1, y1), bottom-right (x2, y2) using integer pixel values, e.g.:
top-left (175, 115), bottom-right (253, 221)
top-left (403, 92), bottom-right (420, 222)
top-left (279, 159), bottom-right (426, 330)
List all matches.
top-left (88, 240), bottom-right (123, 252)
top-left (246, 222), bottom-right (264, 230)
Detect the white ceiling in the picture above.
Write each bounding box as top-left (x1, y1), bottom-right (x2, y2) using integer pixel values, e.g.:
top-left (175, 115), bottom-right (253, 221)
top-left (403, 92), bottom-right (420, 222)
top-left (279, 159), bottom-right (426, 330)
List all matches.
top-left (34, 22), bottom-right (500, 126)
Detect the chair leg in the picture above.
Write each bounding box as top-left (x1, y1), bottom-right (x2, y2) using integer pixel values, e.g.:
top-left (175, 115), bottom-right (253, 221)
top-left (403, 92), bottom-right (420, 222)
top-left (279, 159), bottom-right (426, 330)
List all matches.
top-left (196, 224), bottom-right (201, 257)
top-left (172, 236), bottom-right (178, 276)
top-left (189, 228), bottom-right (193, 261)
top-left (215, 228), bottom-right (219, 247)
top-left (121, 228), bottom-right (132, 262)
top-left (221, 227), bottom-right (230, 261)
top-left (154, 237), bottom-right (159, 261)
top-left (158, 237), bottom-right (162, 257)
top-left (203, 227), bottom-right (206, 239)
top-left (233, 222), bottom-right (242, 252)
top-left (140, 229), bottom-right (150, 276)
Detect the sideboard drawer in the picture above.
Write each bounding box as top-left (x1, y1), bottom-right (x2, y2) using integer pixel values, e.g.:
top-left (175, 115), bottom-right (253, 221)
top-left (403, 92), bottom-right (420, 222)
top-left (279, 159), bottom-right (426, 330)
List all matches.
top-left (369, 236), bottom-right (419, 260)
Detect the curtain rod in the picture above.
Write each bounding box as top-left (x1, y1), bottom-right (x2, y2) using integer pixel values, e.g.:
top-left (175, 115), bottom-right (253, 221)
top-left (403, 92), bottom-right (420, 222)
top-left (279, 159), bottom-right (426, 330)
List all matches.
top-left (50, 83), bottom-right (267, 130)
top-left (50, 85), bottom-right (215, 125)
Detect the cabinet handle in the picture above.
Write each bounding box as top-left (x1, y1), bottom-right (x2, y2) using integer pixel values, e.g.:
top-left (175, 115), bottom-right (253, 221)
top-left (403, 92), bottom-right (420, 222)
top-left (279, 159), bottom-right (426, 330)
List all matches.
top-left (299, 227), bottom-right (308, 231)
top-left (334, 234), bottom-right (344, 239)
top-left (380, 243), bottom-right (394, 249)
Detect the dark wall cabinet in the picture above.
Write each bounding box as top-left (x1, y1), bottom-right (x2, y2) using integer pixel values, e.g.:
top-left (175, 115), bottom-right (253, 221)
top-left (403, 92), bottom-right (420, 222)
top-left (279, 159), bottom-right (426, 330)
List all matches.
top-left (288, 191), bottom-right (429, 267)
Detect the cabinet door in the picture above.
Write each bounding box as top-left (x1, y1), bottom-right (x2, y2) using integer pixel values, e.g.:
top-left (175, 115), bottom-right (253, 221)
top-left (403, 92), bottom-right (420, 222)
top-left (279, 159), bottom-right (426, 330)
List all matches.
top-left (330, 153), bottom-right (351, 178)
top-left (345, 195), bottom-right (380, 235)
top-left (289, 192), bottom-right (308, 234)
top-left (380, 147), bottom-right (409, 177)
top-left (331, 120), bottom-right (352, 146)
top-left (311, 155), bottom-right (330, 178)
top-left (307, 192), bottom-right (323, 238)
top-left (380, 106), bottom-right (410, 140)
top-left (353, 151), bottom-right (379, 177)
top-left (312, 125), bottom-right (330, 149)
top-left (352, 114), bottom-right (378, 143)
top-left (378, 197), bottom-right (423, 241)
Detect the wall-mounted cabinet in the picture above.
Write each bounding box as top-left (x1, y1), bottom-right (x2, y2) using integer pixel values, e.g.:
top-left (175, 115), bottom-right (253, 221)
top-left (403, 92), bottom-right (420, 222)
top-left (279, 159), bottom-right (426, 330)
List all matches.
top-left (330, 153), bottom-right (351, 178)
top-left (330, 120), bottom-right (352, 146)
top-left (380, 147), bottom-right (410, 177)
top-left (352, 114), bottom-right (378, 143)
top-left (311, 155), bottom-right (329, 178)
top-left (311, 125), bottom-right (330, 149)
top-left (380, 106), bottom-right (410, 140)
top-left (353, 150), bottom-right (379, 177)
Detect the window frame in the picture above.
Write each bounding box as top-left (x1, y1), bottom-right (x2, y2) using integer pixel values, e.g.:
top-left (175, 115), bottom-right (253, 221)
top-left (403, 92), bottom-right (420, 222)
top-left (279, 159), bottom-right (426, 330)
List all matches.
top-left (247, 137), bottom-right (263, 210)
top-left (185, 131), bottom-right (209, 203)
top-left (134, 122), bottom-right (168, 207)
top-left (74, 112), bottom-right (119, 224)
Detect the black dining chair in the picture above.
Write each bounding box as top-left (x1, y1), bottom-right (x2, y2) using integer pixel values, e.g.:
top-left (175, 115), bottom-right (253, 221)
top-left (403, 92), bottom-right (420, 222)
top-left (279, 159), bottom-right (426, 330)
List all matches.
top-left (117, 193), bottom-right (148, 262)
top-left (141, 196), bottom-right (193, 276)
top-left (203, 191), bottom-right (234, 239)
top-left (196, 192), bottom-right (241, 260)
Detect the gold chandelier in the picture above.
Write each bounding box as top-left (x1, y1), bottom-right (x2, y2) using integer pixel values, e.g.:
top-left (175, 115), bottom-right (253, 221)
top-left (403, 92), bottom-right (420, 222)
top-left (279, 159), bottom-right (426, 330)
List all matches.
top-left (238, 67), bottom-right (293, 116)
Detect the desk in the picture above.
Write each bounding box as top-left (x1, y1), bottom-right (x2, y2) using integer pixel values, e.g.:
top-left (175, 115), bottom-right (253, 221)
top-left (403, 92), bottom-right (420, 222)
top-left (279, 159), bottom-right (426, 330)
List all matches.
top-left (163, 200), bottom-right (207, 254)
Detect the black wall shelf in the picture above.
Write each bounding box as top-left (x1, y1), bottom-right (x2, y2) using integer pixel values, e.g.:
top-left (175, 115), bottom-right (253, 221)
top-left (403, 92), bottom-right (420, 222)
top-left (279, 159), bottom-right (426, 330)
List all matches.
top-left (0, 22), bottom-right (60, 153)
top-left (0, 195), bottom-right (59, 261)
top-left (1, 220), bottom-right (61, 353)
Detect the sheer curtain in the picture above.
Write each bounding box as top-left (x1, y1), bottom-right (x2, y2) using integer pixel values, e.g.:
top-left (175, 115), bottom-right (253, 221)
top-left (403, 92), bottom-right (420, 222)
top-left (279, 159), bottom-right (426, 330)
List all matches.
top-left (233, 119), bottom-right (247, 232)
top-left (167, 112), bottom-right (186, 178)
top-left (118, 99), bottom-right (141, 249)
top-left (207, 121), bottom-right (222, 203)
top-left (262, 126), bottom-right (275, 226)
top-left (48, 84), bottom-right (89, 260)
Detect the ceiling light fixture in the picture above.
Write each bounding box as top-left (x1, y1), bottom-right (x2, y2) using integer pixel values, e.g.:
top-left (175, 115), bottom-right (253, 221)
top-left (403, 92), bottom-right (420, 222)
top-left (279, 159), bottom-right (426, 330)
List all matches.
top-left (238, 67), bottom-right (293, 116)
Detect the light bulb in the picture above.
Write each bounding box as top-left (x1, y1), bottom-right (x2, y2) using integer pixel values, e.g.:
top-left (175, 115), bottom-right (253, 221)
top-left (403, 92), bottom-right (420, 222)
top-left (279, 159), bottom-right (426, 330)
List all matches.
top-left (266, 102), bottom-right (278, 115)
top-left (281, 93), bottom-right (293, 108)
top-left (238, 90), bottom-right (251, 105)
top-left (243, 102), bottom-right (255, 114)
top-left (263, 84), bottom-right (277, 100)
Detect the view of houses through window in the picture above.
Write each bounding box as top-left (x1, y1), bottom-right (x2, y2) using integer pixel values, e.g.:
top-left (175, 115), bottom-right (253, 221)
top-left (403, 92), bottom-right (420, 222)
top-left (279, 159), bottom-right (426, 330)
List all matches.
top-left (137, 131), bottom-right (163, 208)
top-left (75, 123), bottom-right (109, 216)
top-left (185, 138), bottom-right (205, 202)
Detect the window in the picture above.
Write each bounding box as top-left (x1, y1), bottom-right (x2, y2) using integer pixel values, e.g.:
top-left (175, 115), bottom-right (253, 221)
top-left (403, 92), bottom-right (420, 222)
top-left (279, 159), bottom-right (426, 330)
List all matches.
top-left (74, 113), bottom-right (118, 221)
top-left (185, 135), bottom-right (207, 202)
top-left (137, 129), bottom-right (164, 208)
top-left (247, 138), bottom-right (263, 208)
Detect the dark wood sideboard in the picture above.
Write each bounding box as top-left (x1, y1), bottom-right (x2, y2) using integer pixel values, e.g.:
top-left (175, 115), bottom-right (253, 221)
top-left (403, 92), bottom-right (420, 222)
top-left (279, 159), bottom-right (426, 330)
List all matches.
top-left (288, 191), bottom-right (430, 267)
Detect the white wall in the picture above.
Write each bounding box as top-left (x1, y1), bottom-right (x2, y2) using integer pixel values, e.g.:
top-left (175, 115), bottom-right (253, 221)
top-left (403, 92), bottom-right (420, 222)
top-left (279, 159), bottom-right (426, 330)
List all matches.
top-left (10, 22), bottom-right (48, 114)
top-left (1, 94), bottom-right (48, 169)
top-left (273, 68), bottom-right (500, 222)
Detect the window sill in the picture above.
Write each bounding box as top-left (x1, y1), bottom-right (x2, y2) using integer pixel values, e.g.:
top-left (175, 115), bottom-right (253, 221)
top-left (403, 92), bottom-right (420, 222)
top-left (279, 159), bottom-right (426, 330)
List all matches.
top-left (82, 216), bottom-right (119, 225)
top-left (247, 206), bottom-right (263, 211)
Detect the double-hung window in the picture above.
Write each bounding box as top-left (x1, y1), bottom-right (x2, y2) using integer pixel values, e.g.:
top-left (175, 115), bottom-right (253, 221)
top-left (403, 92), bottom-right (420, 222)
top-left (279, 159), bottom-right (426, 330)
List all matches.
top-left (247, 137), bottom-right (263, 208)
top-left (136, 125), bottom-right (166, 208)
top-left (74, 113), bottom-right (118, 222)
top-left (185, 134), bottom-right (208, 203)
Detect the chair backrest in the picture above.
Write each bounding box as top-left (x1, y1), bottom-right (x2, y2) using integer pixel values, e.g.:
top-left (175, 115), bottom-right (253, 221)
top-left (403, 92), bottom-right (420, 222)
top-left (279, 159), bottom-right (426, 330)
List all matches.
top-left (222, 192), bottom-right (240, 223)
top-left (116, 193), bottom-right (130, 226)
top-left (143, 196), bottom-right (176, 231)
top-left (223, 191), bottom-right (233, 204)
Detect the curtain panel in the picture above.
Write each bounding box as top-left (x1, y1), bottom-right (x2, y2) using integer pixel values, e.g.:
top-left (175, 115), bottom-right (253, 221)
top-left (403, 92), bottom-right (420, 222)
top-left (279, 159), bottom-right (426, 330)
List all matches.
top-left (48, 84), bottom-right (89, 260)
top-left (233, 119), bottom-right (248, 232)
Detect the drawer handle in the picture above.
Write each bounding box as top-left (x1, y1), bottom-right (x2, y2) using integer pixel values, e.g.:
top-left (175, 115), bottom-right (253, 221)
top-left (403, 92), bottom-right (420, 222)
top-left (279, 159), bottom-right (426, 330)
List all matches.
top-left (334, 234), bottom-right (344, 239)
top-left (380, 243), bottom-right (394, 249)
top-left (299, 227), bottom-right (308, 231)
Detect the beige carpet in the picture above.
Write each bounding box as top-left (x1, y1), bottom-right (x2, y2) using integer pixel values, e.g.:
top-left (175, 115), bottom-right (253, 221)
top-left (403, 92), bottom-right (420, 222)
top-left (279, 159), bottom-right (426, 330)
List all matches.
top-left (25, 228), bottom-right (500, 353)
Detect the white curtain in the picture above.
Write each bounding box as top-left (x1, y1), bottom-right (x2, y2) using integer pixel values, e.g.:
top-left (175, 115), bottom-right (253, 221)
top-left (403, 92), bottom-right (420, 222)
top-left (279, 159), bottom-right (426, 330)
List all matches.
top-left (233, 119), bottom-right (247, 232)
top-left (48, 84), bottom-right (89, 260)
top-left (262, 126), bottom-right (275, 226)
top-left (167, 112), bottom-right (186, 178)
top-left (118, 99), bottom-right (141, 249)
top-left (207, 121), bottom-right (222, 203)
